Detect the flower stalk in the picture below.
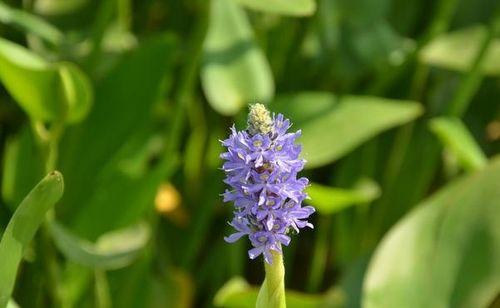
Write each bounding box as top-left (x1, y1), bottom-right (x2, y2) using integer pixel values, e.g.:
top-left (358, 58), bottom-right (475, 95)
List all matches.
top-left (256, 250), bottom-right (286, 308)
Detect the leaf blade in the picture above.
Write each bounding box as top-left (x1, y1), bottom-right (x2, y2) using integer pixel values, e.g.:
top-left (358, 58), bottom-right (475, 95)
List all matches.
top-left (419, 25), bottom-right (500, 76)
top-left (306, 180), bottom-right (380, 215)
top-left (201, 0), bottom-right (274, 115)
top-left (272, 93), bottom-right (423, 168)
top-left (50, 221), bottom-right (150, 270)
top-left (0, 171), bottom-right (64, 307)
top-left (429, 117), bottom-right (487, 172)
top-left (363, 157), bottom-right (500, 308)
top-left (0, 38), bottom-right (93, 124)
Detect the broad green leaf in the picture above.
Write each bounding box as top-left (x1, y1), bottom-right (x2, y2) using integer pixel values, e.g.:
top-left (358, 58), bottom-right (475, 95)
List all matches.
top-left (0, 2), bottom-right (63, 45)
top-left (0, 38), bottom-right (93, 123)
top-left (50, 221), bottom-right (150, 270)
top-left (307, 179), bottom-right (380, 214)
top-left (420, 25), bottom-right (500, 76)
top-left (271, 92), bottom-right (423, 168)
top-left (215, 277), bottom-right (343, 308)
top-left (201, 0), bottom-right (274, 115)
top-left (0, 172), bottom-right (64, 307)
top-left (233, 0), bottom-right (316, 16)
top-left (59, 35), bottom-right (177, 239)
top-left (363, 157), bottom-right (500, 308)
top-left (2, 127), bottom-right (44, 210)
top-left (429, 117), bottom-right (487, 172)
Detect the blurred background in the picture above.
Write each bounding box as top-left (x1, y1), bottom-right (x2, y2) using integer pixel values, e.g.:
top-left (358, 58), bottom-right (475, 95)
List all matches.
top-left (0, 0), bottom-right (499, 307)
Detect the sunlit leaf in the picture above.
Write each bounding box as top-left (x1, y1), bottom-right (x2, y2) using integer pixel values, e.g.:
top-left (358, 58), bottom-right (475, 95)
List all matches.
top-left (364, 157), bottom-right (500, 308)
top-left (0, 38), bottom-right (93, 123)
top-left (0, 1), bottom-right (63, 45)
top-left (201, 0), bottom-right (274, 115)
top-left (50, 221), bottom-right (150, 270)
top-left (0, 172), bottom-right (64, 307)
top-left (0, 37), bottom-right (61, 121)
top-left (233, 0), bottom-right (316, 16)
top-left (429, 117), bottom-right (487, 172)
top-left (307, 179), bottom-right (380, 214)
top-left (420, 25), bottom-right (500, 75)
top-left (272, 92), bottom-right (423, 168)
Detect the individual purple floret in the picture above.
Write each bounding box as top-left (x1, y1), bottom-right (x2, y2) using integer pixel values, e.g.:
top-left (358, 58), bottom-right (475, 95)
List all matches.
top-left (221, 103), bottom-right (315, 264)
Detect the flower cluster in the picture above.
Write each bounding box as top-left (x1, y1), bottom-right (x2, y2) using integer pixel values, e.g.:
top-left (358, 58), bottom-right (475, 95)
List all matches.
top-left (221, 104), bottom-right (315, 264)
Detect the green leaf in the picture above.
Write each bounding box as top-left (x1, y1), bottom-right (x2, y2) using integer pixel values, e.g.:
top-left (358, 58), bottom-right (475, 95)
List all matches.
top-left (419, 25), bottom-right (500, 76)
top-left (0, 171), bottom-right (64, 307)
top-left (201, 0), bottom-right (274, 115)
top-left (0, 38), bottom-right (93, 123)
top-left (50, 221), bottom-right (150, 270)
top-left (429, 117), bottom-right (487, 172)
top-left (215, 277), bottom-right (343, 308)
top-left (233, 0), bottom-right (316, 16)
top-left (271, 92), bottom-right (423, 168)
top-left (363, 157), bottom-right (500, 308)
top-left (0, 2), bottom-right (63, 45)
top-left (0, 37), bottom-right (61, 121)
top-left (307, 179), bottom-right (380, 215)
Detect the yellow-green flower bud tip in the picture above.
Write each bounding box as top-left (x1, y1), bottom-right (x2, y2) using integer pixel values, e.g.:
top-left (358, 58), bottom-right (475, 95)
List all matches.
top-left (247, 103), bottom-right (273, 135)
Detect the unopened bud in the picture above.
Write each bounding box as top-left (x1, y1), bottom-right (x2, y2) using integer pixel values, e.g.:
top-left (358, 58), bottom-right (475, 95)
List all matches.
top-left (247, 103), bottom-right (273, 135)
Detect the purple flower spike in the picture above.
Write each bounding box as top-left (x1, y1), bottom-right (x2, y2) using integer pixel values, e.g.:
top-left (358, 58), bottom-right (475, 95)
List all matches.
top-left (221, 103), bottom-right (315, 264)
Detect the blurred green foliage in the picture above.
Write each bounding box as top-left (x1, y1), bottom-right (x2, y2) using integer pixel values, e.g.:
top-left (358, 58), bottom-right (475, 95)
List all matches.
top-left (0, 0), bottom-right (499, 307)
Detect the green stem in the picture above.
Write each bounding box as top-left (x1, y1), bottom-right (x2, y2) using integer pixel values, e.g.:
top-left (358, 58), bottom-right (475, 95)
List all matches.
top-left (306, 216), bottom-right (330, 293)
top-left (445, 7), bottom-right (500, 116)
top-left (421, 0), bottom-right (460, 45)
top-left (39, 220), bottom-right (62, 307)
top-left (168, 0), bottom-right (210, 158)
top-left (86, 0), bottom-right (115, 75)
top-left (256, 251), bottom-right (286, 308)
top-left (117, 0), bottom-right (131, 32)
top-left (94, 270), bottom-right (111, 308)
top-left (30, 117), bottom-right (65, 307)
